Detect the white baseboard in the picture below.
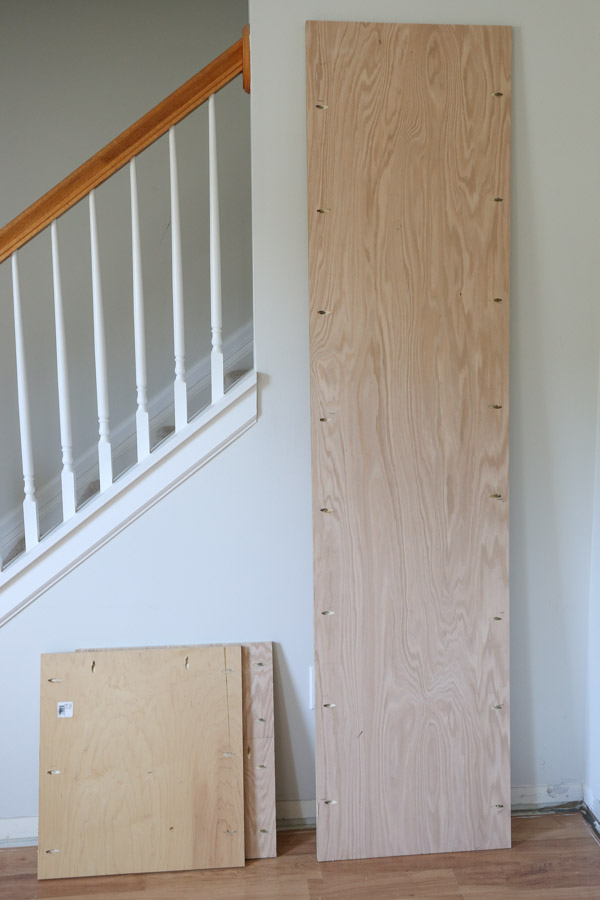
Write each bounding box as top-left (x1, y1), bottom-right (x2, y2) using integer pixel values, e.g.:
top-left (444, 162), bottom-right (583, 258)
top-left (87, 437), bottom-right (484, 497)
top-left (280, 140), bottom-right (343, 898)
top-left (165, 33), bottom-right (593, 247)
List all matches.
top-left (511, 781), bottom-right (583, 810)
top-left (276, 799), bottom-right (316, 827)
top-left (584, 783), bottom-right (600, 822)
top-left (1, 786), bottom-right (590, 848)
top-left (0, 816), bottom-right (38, 848)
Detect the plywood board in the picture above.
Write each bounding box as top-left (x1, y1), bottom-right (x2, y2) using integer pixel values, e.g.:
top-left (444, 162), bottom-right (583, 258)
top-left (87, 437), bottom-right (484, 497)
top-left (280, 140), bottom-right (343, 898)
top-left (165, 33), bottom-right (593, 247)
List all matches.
top-left (241, 642), bottom-right (277, 859)
top-left (307, 21), bottom-right (511, 860)
top-left (38, 645), bottom-right (244, 878)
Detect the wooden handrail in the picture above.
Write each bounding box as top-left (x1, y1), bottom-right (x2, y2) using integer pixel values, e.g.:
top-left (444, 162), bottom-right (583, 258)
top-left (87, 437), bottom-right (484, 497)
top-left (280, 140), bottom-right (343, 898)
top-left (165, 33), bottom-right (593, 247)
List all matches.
top-left (0, 28), bottom-right (250, 266)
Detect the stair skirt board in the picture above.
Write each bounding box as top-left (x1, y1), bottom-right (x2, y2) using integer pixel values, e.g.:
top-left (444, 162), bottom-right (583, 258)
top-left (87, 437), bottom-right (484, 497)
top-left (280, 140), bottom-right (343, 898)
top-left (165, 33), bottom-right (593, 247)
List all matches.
top-left (0, 371), bottom-right (257, 628)
top-left (0, 321), bottom-right (254, 565)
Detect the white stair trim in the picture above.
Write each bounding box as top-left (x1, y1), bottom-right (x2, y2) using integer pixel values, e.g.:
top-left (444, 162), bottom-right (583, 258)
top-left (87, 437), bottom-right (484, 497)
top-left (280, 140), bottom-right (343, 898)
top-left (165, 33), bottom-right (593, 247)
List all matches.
top-left (0, 371), bottom-right (257, 628)
top-left (0, 320), bottom-right (253, 561)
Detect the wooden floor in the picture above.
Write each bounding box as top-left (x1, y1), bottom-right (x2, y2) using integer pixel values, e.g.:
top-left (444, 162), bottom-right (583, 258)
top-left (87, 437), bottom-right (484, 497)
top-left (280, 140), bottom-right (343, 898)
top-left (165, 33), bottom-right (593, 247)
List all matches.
top-left (1, 812), bottom-right (599, 899)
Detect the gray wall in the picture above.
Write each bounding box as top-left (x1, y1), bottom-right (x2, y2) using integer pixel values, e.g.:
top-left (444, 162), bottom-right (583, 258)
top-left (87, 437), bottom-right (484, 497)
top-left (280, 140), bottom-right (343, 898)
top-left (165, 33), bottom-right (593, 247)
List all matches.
top-left (0, 0), bottom-right (252, 545)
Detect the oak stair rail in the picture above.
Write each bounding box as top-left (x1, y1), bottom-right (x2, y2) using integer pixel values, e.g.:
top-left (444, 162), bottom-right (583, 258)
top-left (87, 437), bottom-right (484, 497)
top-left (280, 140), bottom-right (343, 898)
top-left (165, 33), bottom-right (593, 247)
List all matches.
top-left (0, 26), bottom-right (251, 563)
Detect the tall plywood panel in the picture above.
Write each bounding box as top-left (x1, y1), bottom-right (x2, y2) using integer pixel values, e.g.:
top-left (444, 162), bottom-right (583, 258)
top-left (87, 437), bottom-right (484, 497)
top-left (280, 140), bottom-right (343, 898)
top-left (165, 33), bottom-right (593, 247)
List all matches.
top-left (307, 21), bottom-right (511, 860)
top-left (38, 645), bottom-right (244, 878)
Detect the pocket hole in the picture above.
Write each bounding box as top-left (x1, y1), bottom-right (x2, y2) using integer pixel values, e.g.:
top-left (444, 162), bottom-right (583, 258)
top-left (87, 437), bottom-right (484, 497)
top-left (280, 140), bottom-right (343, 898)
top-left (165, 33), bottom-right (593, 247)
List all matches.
top-left (315, 102), bottom-right (328, 109)
top-left (257, 764), bottom-right (267, 769)
top-left (259, 828), bottom-right (270, 833)
top-left (489, 404), bottom-right (503, 409)
top-left (492, 704), bottom-right (504, 710)
top-left (224, 829), bottom-right (237, 835)
top-left (323, 703), bottom-right (336, 708)
top-left (489, 493), bottom-right (502, 499)
top-left (45, 849), bottom-right (60, 854)
top-left (493, 91), bottom-right (504, 97)
top-left (493, 616), bottom-right (503, 621)
top-left (247, 745), bottom-right (252, 759)
top-left (492, 297), bottom-right (503, 303)
top-left (48, 678), bottom-right (62, 683)
top-left (321, 610), bottom-right (335, 616)
top-left (184, 656), bottom-right (189, 670)
top-left (256, 716), bottom-right (266, 723)
top-left (317, 208), bottom-right (331, 214)
top-left (91, 660), bottom-right (96, 674)
top-left (47, 769), bottom-right (61, 775)
top-left (253, 661), bottom-right (265, 668)
top-left (494, 197), bottom-right (504, 202)
top-left (320, 507), bottom-right (334, 513)
top-left (317, 309), bottom-right (332, 315)
top-left (323, 799), bottom-right (337, 805)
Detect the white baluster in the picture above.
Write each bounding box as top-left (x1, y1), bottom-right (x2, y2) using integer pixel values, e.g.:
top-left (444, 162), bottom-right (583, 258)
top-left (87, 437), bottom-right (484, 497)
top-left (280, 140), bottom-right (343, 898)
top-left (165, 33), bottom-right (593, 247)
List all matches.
top-left (209, 93), bottom-right (224, 403)
top-left (130, 158), bottom-right (150, 460)
top-left (51, 222), bottom-right (77, 519)
top-left (89, 190), bottom-right (113, 491)
top-left (169, 127), bottom-right (187, 430)
top-left (11, 252), bottom-right (39, 550)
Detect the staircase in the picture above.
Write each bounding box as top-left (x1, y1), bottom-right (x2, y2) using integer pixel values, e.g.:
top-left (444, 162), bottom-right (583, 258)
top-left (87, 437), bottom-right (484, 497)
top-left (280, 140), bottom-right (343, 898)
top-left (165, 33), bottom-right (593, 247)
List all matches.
top-left (0, 28), bottom-right (256, 627)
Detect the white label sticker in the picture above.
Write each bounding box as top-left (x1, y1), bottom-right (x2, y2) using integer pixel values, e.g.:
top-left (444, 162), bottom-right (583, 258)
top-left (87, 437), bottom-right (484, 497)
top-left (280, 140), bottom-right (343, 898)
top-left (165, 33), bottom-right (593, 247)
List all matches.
top-left (57, 701), bottom-right (73, 718)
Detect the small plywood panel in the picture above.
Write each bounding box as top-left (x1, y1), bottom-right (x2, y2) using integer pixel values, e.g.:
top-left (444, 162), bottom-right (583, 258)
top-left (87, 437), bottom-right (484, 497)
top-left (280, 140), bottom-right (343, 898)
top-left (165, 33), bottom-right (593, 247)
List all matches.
top-left (38, 645), bottom-right (244, 879)
top-left (240, 642), bottom-right (277, 859)
top-left (307, 22), bottom-right (511, 860)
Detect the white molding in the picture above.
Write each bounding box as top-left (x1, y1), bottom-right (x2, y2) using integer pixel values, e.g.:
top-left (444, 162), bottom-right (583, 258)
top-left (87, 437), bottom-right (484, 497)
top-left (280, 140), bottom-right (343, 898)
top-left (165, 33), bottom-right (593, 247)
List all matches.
top-left (584, 783), bottom-right (600, 822)
top-left (0, 321), bottom-right (254, 561)
top-left (0, 371), bottom-right (257, 627)
top-left (511, 781), bottom-right (583, 810)
top-left (0, 816), bottom-right (38, 848)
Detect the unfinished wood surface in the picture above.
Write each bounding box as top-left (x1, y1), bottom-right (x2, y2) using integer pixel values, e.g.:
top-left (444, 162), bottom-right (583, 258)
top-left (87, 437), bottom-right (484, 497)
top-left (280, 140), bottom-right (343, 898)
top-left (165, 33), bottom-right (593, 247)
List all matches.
top-left (3, 814), bottom-right (600, 900)
top-left (307, 21), bottom-right (511, 860)
top-left (0, 34), bottom-right (246, 264)
top-left (241, 642), bottom-right (277, 859)
top-left (38, 645), bottom-right (244, 879)
top-left (70, 640), bottom-right (276, 861)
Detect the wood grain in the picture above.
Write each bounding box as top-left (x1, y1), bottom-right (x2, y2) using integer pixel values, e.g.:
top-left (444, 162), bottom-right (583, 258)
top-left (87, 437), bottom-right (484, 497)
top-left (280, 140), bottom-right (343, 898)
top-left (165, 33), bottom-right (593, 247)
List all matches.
top-left (0, 34), bottom-right (246, 265)
top-left (71, 640), bottom-right (276, 861)
top-left (2, 814), bottom-right (599, 900)
top-left (38, 645), bottom-right (245, 878)
top-left (241, 643), bottom-right (277, 858)
top-left (306, 22), bottom-right (511, 860)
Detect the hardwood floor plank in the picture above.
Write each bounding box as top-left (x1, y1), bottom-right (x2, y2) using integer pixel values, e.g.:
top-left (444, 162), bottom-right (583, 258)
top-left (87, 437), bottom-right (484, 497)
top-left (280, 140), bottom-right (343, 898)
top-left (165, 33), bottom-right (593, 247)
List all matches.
top-left (0, 815), bottom-right (597, 900)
